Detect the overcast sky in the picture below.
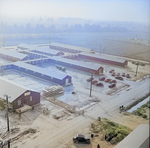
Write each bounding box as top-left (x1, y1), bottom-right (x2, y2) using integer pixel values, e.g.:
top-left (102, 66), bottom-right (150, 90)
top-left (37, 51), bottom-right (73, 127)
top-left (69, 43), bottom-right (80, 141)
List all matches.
top-left (0, 0), bottom-right (150, 23)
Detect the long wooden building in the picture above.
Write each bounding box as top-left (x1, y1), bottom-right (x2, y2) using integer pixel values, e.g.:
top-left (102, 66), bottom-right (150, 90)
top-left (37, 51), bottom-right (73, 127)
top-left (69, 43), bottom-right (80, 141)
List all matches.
top-left (0, 61), bottom-right (72, 86)
top-left (49, 56), bottom-right (104, 75)
top-left (78, 52), bottom-right (128, 67)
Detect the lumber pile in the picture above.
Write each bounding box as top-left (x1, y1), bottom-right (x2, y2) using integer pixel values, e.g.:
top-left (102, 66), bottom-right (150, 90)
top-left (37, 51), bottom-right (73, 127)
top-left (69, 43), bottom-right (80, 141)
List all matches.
top-left (42, 85), bottom-right (64, 97)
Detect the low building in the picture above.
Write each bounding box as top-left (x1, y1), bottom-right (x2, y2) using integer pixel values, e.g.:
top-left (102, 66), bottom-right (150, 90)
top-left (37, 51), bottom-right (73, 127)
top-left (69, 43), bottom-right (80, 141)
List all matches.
top-left (3, 61), bottom-right (72, 86)
top-left (114, 124), bottom-right (149, 148)
top-left (0, 77), bottom-right (40, 112)
top-left (31, 47), bottom-right (64, 56)
top-left (49, 42), bottom-right (94, 53)
top-left (0, 48), bottom-right (28, 61)
top-left (49, 56), bottom-right (104, 75)
top-left (78, 52), bottom-right (128, 67)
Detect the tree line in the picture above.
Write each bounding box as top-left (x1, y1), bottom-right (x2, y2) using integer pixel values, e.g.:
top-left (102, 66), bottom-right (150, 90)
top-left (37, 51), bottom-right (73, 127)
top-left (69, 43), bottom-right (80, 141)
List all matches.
top-left (1, 23), bottom-right (128, 34)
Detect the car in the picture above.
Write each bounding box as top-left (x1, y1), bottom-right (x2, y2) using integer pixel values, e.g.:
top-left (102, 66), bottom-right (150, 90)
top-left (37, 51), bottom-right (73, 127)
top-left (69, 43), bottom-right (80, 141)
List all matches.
top-left (126, 74), bottom-right (130, 78)
top-left (108, 83), bottom-right (116, 88)
top-left (122, 73), bottom-right (125, 77)
top-left (99, 77), bottom-right (105, 81)
top-left (109, 69), bottom-right (115, 73)
top-left (110, 80), bottom-right (116, 83)
top-left (116, 73), bottom-right (120, 76)
top-left (73, 134), bottom-right (90, 144)
top-left (104, 79), bottom-right (111, 83)
top-left (115, 76), bottom-right (123, 80)
top-left (111, 73), bottom-right (115, 77)
top-left (96, 82), bottom-right (104, 87)
top-left (87, 78), bottom-right (94, 82)
top-left (92, 80), bottom-right (98, 85)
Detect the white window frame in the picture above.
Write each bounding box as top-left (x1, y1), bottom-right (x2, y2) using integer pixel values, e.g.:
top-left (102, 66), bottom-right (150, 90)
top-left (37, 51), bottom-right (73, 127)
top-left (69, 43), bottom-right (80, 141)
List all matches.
top-left (18, 100), bottom-right (21, 105)
top-left (30, 96), bottom-right (32, 101)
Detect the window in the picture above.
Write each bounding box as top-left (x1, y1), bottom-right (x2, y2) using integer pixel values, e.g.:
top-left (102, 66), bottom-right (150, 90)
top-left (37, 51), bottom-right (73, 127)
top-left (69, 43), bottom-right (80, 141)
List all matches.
top-left (18, 100), bottom-right (21, 105)
top-left (30, 96), bottom-right (32, 101)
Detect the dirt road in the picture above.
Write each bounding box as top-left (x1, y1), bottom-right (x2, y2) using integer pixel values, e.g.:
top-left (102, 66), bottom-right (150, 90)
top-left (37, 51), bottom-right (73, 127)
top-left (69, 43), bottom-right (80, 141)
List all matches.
top-left (11, 77), bottom-right (150, 148)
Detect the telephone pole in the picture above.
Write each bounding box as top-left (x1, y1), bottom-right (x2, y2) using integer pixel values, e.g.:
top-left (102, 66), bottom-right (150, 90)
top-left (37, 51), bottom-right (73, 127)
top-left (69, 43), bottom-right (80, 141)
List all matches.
top-left (4, 94), bottom-right (10, 148)
top-left (135, 62), bottom-right (139, 76)
top-left (90, 72), bottom-right (93, 97)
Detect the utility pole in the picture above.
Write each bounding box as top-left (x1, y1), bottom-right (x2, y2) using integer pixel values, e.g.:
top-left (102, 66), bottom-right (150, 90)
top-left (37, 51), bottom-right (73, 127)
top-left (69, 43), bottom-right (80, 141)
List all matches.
top-left (90, 72), bottom-right (93, 97)
top-left (135, 61), bottom-right (139, 76)
top-left (4, 94), bottom-right (10, 148)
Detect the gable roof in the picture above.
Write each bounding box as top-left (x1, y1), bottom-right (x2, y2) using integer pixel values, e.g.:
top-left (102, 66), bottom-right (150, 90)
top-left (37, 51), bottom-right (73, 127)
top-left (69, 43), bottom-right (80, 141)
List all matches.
top-left (0, 77), bottom-right (28, 102)
top-left (13, 61), bottom-right (70, 80)
top-left (32, 47), bottom-right (62, 55)
top-left (50, 42), bottom-right (93, 52)
top-left (49, 56), bottom-right (102, 70)
top-left (17, 43), bottom-right (36, 50)
top-left (0, 48), bottom-right (28, 60)
top-left (79, 52), bottom-right (127, 63)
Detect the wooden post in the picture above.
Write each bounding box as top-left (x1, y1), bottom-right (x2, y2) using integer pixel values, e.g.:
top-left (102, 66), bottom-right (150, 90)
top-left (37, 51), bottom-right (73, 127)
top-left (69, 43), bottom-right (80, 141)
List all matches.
top-left (90, 72), bottom-right (93, 97)
top-left (135, 62), bottom-right (139, 76)
top-left (4, 94), bottom-right (10, 148)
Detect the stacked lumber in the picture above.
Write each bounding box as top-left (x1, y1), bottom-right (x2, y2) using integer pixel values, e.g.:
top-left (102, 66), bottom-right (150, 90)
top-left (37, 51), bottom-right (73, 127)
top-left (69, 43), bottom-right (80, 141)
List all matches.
top-left (42, 85), bottom-right (64, 97)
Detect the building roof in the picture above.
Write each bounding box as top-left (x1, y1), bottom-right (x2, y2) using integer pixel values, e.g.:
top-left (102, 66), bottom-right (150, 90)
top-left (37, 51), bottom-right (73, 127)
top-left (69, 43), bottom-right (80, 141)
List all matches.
top-left (50, 56), bottom-right (102, 70)
top-left (0, 77), bottom-right (28, 102)
top-left (79, 52), bottom-right (127, 63)
top-left (114, 124), bottom-right (149, 148)
top-left (17, 44), bottom-right (62, 55)
top-left (13, 61), bottom-right (69, 80)
top-left (33, 47), bottom-right (62, 55)
top-left (0, 48), bottom-right (27, 60)
top-left (50, 42), bottom-right (92, 52)
top-left (17, 43), bottom-right (36, 50)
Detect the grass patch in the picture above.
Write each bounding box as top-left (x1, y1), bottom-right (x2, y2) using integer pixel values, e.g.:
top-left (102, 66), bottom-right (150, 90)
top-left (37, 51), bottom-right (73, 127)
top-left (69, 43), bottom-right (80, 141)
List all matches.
top-left (132, 101), bottom-right (149, 119)
top-left (125, 93), bottom-right (150, 111)
top-left (0, 100), bottom-right (4, 110)
top-left (90, 118), bottom-right (132, 145)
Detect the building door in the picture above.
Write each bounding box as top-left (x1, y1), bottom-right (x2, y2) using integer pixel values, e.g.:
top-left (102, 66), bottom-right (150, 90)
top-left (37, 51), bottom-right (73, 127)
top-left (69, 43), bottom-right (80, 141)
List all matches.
top-left (65, 79), bottom-right (69, 85)
top-left (99, 68), bottom-right (103, 74)
top-left (23, 98), bottom-right (27, 105)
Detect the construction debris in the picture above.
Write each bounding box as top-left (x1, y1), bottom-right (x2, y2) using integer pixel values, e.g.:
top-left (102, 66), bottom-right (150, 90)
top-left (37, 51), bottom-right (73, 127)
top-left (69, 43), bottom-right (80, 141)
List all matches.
top-left (43, 107), bottom-right (50, 116)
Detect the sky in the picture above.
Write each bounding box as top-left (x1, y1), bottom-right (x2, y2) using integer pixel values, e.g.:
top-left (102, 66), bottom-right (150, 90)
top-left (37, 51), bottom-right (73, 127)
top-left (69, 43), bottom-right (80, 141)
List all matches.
top-left (0, 0), bottom-right (150, 23)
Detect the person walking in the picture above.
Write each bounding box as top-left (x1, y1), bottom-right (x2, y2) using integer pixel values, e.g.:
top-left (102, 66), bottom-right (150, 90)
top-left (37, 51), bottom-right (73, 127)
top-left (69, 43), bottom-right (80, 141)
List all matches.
top-left (97, 144), bottom-right (100, 148)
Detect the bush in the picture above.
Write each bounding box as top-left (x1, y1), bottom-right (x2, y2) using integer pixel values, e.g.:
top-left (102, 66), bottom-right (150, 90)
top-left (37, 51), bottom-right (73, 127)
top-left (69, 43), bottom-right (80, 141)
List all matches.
top-left (142, 114), bottom-right (147, 118)
top-left (119, 129), bottom-right (130, 136)
top-left (140, 63), bottom-right (145, 66)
